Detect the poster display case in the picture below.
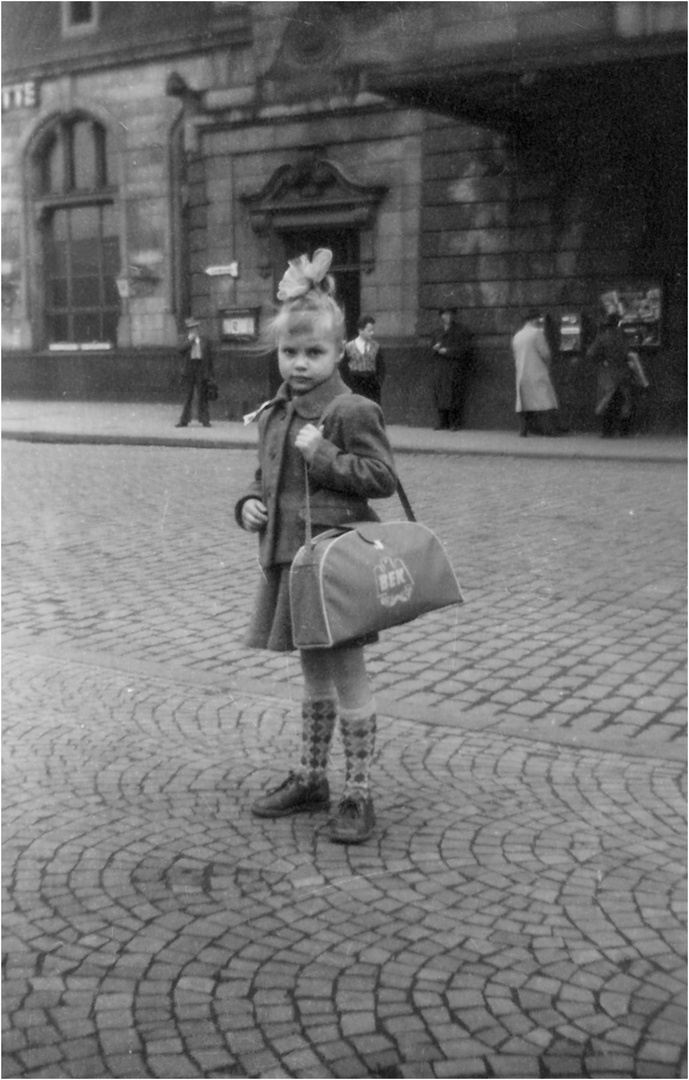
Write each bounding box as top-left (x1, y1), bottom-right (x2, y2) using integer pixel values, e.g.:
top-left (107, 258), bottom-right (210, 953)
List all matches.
top-left (220, 307), bottom-right (259, 341)
top-left (600, 284), bottom-right (662, 347)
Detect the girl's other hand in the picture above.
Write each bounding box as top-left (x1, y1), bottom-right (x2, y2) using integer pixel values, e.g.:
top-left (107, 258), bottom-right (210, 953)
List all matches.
top-left (241, 498), bottom-right (268, 532)
top-left (295, 423), bottom-right (323, 462)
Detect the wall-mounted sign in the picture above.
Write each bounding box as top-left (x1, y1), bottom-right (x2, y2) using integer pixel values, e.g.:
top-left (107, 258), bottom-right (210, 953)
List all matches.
top-left (600, 284), bottom-right (662, 347)
top-left (48, 341), bottom-right (113, 352)
top-left (220, 307), bottom-right (259, 340)
top-left (2, 81), bottom-right (38, 112)
top-left (206, 263), bottom-right (239, 278)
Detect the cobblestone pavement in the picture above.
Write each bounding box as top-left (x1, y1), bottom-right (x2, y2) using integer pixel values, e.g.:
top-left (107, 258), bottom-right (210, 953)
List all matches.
top-left (3, 442), bottom-right (687, 1079)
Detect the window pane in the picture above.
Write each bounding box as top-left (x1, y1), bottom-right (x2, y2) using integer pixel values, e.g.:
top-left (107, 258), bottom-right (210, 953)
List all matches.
top-left (48, 313), bottom-right (70, 342)
top-left (72, 277), bottom-right (101, 308)
top-left (72, 121), bottom-right (98, 190)
top-left (41, 133), bottom-right (65, 194)
top-left (45, 240), bottom-right (68, 274)
top-left (101, 203), bottom-right (118, 236)
top-left (72, 237), bottom-right (100, 275)
top-left (70, 205), bottom-right (99, 239)
top-left (102, 309), bottom-right (119, 342)
top-left (73, 311), bottom-right (102, 340)
top-left (69, 3), bottom-right (93, 26)
top-left (48, 279), bottom-right (69, 307)
top-left (103, 277), bottom-right (120, 305)
top-left (102, 236), bottom-right (119, 274)
top-left (51, 209), bottom-right (70, 242)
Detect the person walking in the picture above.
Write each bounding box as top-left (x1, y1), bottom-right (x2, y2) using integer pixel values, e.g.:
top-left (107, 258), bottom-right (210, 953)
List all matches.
top-left (342, 315), bottom-right (386, 406)
top-left (176, 317), bottom-right (214, 428)
top-left (431, 307), bottom-right (472, 430)
top-left (585, 314), bottom-right (638, 437)
top-left (512, 310), bottom-right (560, 437)
top-left (236, 248), bottom-right (397, 845)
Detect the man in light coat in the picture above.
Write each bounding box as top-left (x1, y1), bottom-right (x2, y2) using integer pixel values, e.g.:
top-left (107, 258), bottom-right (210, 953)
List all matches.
top-left (512, 311), bottom-right (560, 437)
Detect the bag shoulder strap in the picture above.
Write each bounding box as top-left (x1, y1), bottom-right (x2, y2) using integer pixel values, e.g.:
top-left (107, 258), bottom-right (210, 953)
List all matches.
top-left (395, 479), bottom-right (416, 522)
top-left (302, 398), bottom-right (417, 535)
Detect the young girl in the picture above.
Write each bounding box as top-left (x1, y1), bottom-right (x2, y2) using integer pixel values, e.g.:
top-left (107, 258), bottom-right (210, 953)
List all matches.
top-left (235, 249), bottom-right (398, 844)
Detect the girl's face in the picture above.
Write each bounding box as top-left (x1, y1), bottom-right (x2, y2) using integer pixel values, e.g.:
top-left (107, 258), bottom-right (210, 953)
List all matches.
top-left (278, 320), bottom-right (343, 395)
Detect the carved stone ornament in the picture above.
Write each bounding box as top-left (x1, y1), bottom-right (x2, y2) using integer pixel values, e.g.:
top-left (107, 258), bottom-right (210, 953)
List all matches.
top-left (242, 155), bottom-right (388, 236)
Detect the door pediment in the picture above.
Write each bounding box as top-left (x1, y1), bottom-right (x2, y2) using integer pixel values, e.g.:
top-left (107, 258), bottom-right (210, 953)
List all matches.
top-left (242, 156), bottom-right (388, 235)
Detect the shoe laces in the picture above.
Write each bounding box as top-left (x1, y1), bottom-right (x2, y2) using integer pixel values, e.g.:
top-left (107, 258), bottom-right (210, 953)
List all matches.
top-left (267, 771), bottom-right (300, 795)
top-left (337, 795), bottom-right (365, 821)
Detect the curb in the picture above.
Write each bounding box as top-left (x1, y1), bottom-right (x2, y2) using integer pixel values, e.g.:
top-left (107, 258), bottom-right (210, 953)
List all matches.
top-left (3, 427), bottom-right (687, 464)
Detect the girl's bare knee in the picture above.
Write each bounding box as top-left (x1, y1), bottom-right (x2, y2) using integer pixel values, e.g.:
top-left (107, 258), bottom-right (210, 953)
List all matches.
top-left (330, 645), bottom-right (372, 710)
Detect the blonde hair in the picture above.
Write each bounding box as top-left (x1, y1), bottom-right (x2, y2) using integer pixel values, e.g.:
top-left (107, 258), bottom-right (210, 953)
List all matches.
top-left (264, 277), bottom-right (346, 349)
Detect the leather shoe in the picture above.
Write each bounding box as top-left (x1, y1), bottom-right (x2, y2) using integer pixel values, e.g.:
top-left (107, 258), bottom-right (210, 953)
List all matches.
top-left (175, 422), bottom-right (187, 428)
top-left (251, 772), bottom-right (330, 818)
top-left (328, 792), bottom-right (375, 844)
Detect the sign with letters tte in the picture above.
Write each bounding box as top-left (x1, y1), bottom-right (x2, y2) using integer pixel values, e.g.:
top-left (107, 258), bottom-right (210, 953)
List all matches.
top-left (2, 81), bottom-right (38, 112)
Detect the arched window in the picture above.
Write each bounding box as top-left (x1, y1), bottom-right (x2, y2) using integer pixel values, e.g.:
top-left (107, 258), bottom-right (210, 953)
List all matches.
top-left (33, 114), bottom-right (120, 346)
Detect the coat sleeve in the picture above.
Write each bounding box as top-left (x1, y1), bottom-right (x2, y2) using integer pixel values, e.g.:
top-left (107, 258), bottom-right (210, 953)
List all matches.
top-left (307, 398), bottom-right (397, 499)
top-left (234, 466), bottom-right (264, 528)
top-left (535, 329), bottom-right (551, 363)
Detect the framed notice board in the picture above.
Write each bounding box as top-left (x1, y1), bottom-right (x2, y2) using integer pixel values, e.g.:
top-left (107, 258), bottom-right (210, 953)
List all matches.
top-left (600, 284), bottom-right (662, 347)
top-left (220, 307), bottom-right (259, 341)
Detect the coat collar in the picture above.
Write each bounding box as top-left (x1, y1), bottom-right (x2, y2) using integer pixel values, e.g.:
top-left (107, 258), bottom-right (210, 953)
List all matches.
top-left (278, 371), bottom-right (351, 419)
top-left (245, 370), bottom-right (350, 424)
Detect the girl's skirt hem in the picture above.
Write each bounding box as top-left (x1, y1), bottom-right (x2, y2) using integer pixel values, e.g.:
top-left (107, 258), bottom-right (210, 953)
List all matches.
top-left (245, 563), bottom-right (378, 653)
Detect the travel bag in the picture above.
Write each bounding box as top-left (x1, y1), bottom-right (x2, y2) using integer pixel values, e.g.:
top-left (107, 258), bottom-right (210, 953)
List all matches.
top-left (290, 467), bottom-right (463, 649)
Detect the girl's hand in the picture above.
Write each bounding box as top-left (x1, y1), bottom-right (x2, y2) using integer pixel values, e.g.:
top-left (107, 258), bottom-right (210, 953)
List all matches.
top-left (241, 498), bottom-right (268, 532)
top-left (295, 423), bottom-right (323, 463)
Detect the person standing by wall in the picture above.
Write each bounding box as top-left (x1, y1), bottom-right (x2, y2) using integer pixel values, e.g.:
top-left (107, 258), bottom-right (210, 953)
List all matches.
top-left (176, 317), bottom-right (214, 428)
top-left (341, 315), bottom-right (386, 406)
top-left (512, 311), bottom-right (560, 437)
top-left (585, 314), bottom-right (637, 438)
top-left (431, 307), bottom-right (472, 430)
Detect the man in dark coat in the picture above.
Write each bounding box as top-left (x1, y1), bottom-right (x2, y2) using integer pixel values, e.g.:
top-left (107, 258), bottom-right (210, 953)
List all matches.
top-left (176, 317), bottom-right (214, 428)
top-left (586, 314), bottom-right (636, 438)
top-left (431, 307), bottom-right (472, 430)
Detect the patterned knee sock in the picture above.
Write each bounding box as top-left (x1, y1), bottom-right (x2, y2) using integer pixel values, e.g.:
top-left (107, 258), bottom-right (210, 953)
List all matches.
top-left (300, 698), bottom-right (337, 784)
top-left (339, 704), bottom-right (377, 798)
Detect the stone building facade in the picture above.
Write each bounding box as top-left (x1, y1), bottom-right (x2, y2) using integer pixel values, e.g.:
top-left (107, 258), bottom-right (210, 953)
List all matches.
top-left (2, 2), bottom-right (686, 430)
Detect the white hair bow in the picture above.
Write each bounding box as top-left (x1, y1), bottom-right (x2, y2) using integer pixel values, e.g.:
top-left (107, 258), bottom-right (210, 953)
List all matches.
top-left (277, 248), bottom-right (333, 301)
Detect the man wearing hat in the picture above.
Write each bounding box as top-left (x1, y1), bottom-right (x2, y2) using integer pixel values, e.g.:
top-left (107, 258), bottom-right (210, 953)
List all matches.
top-left (176, 316), bottom-right (215, 427)
top-left (512, 310), bottom-right (559, 437)
top-left (431, 307), bottom-right (473, 430)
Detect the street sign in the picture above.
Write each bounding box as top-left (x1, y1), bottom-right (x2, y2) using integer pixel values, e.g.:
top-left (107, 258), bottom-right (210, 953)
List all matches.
top-left (205, 263), bottom-right (239, 278)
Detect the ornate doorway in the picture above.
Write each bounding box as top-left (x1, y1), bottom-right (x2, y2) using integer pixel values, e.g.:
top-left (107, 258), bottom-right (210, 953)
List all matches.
top-left (242, 154), bottom-right (388, 341)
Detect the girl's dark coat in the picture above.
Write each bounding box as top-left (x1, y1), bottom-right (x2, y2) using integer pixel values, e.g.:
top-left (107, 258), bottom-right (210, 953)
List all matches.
top-left (235, 371), bottom-right (397, 568)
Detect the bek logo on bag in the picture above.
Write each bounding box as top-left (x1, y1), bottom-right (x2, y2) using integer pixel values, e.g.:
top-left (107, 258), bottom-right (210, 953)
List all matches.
top-left (375, 555), bottom-right (414, 607)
